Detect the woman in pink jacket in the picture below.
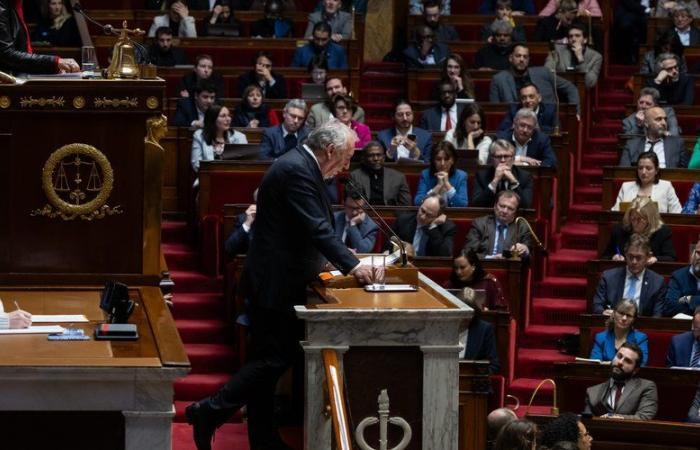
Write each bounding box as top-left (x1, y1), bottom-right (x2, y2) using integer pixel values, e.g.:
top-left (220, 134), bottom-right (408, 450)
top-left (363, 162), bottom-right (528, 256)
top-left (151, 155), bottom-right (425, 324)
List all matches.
top-left (332, 94), bottom-right (371, 149)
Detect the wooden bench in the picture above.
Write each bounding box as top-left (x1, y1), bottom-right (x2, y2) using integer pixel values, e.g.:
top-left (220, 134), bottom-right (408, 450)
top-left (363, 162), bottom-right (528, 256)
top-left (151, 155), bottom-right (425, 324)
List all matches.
top-left (601, 166), bottom-right (700, 210)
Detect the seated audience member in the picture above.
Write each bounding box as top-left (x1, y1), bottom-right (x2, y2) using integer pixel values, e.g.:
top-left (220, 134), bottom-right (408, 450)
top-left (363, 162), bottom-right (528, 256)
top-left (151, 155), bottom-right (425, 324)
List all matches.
top-left (544, 22), bottom-right (602, 89)
top-left (172, 80), bottom-right (217, 128)
top-left (304, 0), bottom-right (352, 42)
top-left (403, 25), bottom-right (450, 69)
top-left (583, 342), bottom-right (658, 420)
top-left (489, 44), bottom-right (580, 113)
top-left (497, 108), bottom-right (558, 168)
top-left (459, 288), bottom-right (501, 374)
top-left (664, 240), bottom-right (700, 316)
top-left (422, 0), bottom-right (458, 43)
top-left (472, 139), bottom-right (534, 209)
top-left (237, 52), bottom-right (287, 99)
top-left (191, 104), bottom-right (248, 173)
top-left (378, 100), bottom-right (432, 162)
top-left (415, 141), bottom-right (467, 207)
top-left (307, 54), bottom-right (328, 85)
top-left (224, 191), bottom-right (257, 256)
top-left (487, 408), bottom-right (517, 450)
top-left (232, 85), bottom-right (279, 128)
top-left (447, 249), bottom-right (507, 310)
top-left (480, 0), bottom-right (527, 43)
top-left (601, 197), bottom-right (676, 263)
top-left (476, 20), bottom-right (517, 71)
top-left (439, 54), bottom-right (475, 99)
top-left (534, 0), bottom-right (578, 42)
top-left (32, 0), bottom-right (81, 47)
top-left (498, 83), bottom-right (558, 134)
top-left (539, 413), bottom-right (594, 450)
top-left (410, 0), bottom-right (450, 15)
top-left (539, 0), bottom-right (602, 17)
top-left (445, 103), bottom-right (493, 164)
top-left (655, 0), bottom-right (700, 17)
top-left (619, 106), bottom-right (689, 168)
top-left (622, 87), bottom-right (680, 136)
top-left (464, 190), bottom-right (532, 259)
top-left (671, 5), bottom-right (700, 45)
top-left (612, 0), bottom-right (650, 65)
top-left (0, 301), bottom-right (31, 330)
top-left (591, 300), bottom-right (649, 366)
top-left (349, 141), bottom-right (412, 206)
top-left (202, 0), bottom-right (239, 36)
top-left (332, 94), bottom-right (370, 149)
top-left (250, 0), bottom-right (293, 38)
top-left (689, 383), bottom-right (700, 423)
top-left (641, 29), bottom-right (688, 75)
top-left (333, 189), bottom-right (378, 253)
top-left (148, 0), bottom-right (197, 38)
top-left (291, 21), bottom-right (348, 69)
top-left (666, 306), bottom-right (700, 366)
top-left (259, 99), bottom-right (308, 160)
top-left (612, 151), bottom-right (682, 213)
top-left (392, 193), bottom-right (456, 257)
top-left (494, 420), bottom-right (538, 450)
top-left (148, 27), bottom-right (188, 66)
top-left (682, 182), bottom-right (700, 214)
top-left (177, 54), bottom-right (225, 99)
top-left (420, 80), bottom-right (464, 132)
top-left (646, 53), bottom-right (694, 105)
top-left (307, 77), bottom-right (365, 129)
top-left (479, 0), bottom-right (535, 15)
top-left (593, 234), bottom-right (666, 316)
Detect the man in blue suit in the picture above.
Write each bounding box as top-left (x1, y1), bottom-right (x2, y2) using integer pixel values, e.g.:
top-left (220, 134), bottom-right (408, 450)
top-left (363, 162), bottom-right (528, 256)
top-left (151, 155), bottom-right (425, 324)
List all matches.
top-left (498, 83), bottom-right (558, 134)
top-left (496, 108), bottom-right (557, 168)
top-left (666, 306), bottom-right (700, 367)
top-left (259, 99), bottom-right (309, 159)
top-left (592, 235), bottom-right (666, 317)
top-left (664, 239), bottom-right (700, 316)
top-left (333, 190), bottom-right (378, 253)
top-left (419, 79), bottom-right (464, 132)
top-left (377, 99), bottom-right (432, 162)
top-left (291, 21), bottom-right (348, 69)
top-left (172, 80), bottom-right (217, 128)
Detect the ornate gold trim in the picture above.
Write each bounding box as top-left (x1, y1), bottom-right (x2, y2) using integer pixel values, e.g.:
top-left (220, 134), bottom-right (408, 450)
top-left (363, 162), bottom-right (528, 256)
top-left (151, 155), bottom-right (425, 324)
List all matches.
top-left (72, 96), bottom-right (86, 109)
top-left (146, 96), bottom-right (159, 109)
top-left (145, 114), bottom-right (168, 149)
top-left (20, 96), bottom-right (65, 108)
top-left (94, 97), bottom-right (138, 108)
top-left (0, 96), bottom-right (10, 109)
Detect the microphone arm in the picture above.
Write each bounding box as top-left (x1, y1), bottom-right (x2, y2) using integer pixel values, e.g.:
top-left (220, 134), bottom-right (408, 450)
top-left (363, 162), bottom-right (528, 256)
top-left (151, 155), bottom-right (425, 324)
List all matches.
top-left (548, 40), bottom-right (562, 137)
top-left (340, 176), bottom-right (408, 267)
top-left (515, 216), bottom-right (548, 257)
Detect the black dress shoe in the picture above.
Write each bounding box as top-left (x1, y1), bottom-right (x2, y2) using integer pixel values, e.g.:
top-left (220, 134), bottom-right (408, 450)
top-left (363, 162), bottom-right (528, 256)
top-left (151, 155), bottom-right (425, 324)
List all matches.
top-left (185, 402), bottom-right (219, 450)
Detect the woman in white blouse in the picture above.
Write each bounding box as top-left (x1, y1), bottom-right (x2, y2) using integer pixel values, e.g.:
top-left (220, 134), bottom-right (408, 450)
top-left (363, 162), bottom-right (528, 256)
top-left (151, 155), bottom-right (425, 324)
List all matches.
top-left (191, 104), bottom-right (248, 173)
top-left (612, 150), bottom-right (682, 213)
top-left (444, 102), bottom-right (492, 165)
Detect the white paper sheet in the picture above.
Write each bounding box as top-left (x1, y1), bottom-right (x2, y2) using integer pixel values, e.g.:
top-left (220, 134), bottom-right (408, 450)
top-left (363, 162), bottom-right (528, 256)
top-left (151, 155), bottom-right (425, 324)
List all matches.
top-left (31, 315), bottom-right (88, 323)
top-left (0, 326), bottom-right (64, 335)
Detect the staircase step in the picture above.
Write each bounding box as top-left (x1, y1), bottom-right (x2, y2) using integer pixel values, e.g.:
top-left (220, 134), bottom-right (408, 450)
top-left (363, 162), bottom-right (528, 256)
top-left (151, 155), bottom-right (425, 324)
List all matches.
top-left (362, 88), bottom-right (405, 103)
top-left (176, 319), bottom-right (231, 344)
top-left (162, 220), bottom-right (190, 243)
top-left (573, 186), bottom-right (602, 205)
top-left (582, 152), bottom-right (618, 166)
top-left (560, 223), bottom-right (598, 249)
top-left (531, 297), bottom-right (587, 325)
top-left (536, 277), bottom-right (588, 299)
top-left (508, 378), bottom-right (555, 409)
top-left (576, 168), bottom-right (603, 184)
top-left (520, 324), bottom-right (579, 348)
top-left (516, 349), bottom-right (575, 379)
top-left (171, 270), bottom-right (223, 293)
top-left (568, 204), bottom-right (602, 223)
top-left (164, 244), bottom-right (199, 271)
top-left (185, 343), bottom-right (238, 374)
top-left (547, 249), bottom-right (597, 277)
top-left (172, 293), bottom-right (227, 320)
top-left (174, 373), bottom-right (232, 401)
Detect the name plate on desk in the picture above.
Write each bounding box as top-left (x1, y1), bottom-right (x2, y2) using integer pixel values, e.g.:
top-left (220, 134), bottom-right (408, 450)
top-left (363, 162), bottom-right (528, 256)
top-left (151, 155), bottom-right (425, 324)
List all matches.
top-left (364, 284), bottom-right (418, 292)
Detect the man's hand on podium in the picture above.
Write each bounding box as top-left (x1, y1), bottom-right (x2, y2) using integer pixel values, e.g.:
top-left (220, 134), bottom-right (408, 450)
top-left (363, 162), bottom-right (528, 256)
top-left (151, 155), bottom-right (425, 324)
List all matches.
top-left (351, 264), bottom-right (382, 285)
top-left (9, 309), bottom-right (32, 329)
top-left (58, 58), bottom-right (80, 74)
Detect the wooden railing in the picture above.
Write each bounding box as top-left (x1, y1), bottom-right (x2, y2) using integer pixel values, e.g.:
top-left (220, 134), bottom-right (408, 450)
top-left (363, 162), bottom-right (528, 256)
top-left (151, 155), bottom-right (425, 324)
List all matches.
top-left (322, 349), bottom-right (353, 450)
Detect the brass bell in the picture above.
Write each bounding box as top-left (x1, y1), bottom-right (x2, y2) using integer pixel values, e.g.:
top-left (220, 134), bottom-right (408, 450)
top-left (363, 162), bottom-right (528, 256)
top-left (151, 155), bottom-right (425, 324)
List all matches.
top-left (106, 21), bottom-right (142, 79)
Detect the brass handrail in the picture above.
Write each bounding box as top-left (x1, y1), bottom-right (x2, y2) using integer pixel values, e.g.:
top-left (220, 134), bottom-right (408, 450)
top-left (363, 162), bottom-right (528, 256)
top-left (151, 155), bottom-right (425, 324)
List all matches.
top-left (322, 349), bottom-right (353, 450)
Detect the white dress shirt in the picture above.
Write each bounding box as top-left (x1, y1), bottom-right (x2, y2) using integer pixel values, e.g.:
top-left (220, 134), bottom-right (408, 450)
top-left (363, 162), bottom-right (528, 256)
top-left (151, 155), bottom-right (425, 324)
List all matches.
top-left (440, 104), bottom-right (458, 132)
top-left (644, 139), bottom-right (667, 168)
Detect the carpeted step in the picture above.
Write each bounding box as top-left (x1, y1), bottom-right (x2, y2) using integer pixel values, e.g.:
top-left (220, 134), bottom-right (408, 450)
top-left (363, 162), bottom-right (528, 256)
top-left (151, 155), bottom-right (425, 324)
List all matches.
top-left (531, 297), bottom-right (587, 325)
top-left (573, 186), bottom-right (602, 205)
top-left (176, 319), bottom-right (231, 344)
top-left (173, 400), bottom-right (243, 424)
top-left (163, 243), bottom-right (199, 271)
top-left (581, 152), bottom-right (618, 167)
top-left (536, 277), bottom-right (588, 299)
top-left (576, 168), bottom-right (603, 186)
top-left (172, 422), bottom-right (302, 450)
top-left (560, 223), bottom-right (598, 250)
top-left (185, 343), bottom-right (238, 374)
top-left (516, 349), bottom-right (575, 379)
top-left (175, 373), bottom-right (232, 401)
top-left (567, 204), bottom-right (602, 223)
top-left (362, 87), bottom-right (406, 103)
top-left (547, 249), bottom-right (597, 277)
top-left (172, 293), bottom-right (227, 320)
top-left (508, 378), bottom-right (554, 409)
top-left (162, 220), bottom-right (191, 243)
top-left (520, 324), bottom-right (579, 348)
top-left (171, 270), bottom-right (223, 293)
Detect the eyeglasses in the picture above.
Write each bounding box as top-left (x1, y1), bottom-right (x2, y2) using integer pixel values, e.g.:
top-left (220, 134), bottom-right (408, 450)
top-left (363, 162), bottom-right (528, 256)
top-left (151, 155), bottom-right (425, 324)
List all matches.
top-left (493, 153), bottom-right (514, 160)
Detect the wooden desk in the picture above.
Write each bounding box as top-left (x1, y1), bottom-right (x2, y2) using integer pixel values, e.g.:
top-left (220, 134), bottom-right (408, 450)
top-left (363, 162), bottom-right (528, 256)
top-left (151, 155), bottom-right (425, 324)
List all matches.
top-left (601, 166), bottom-right (700, 210)
top-left (0, 286), bottom-right (188, 450)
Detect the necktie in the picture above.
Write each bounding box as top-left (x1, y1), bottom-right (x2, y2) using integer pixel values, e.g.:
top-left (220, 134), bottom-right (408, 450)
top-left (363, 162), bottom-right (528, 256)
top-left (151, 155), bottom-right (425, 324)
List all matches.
top-left (14, 0), bottom-right (33, 53)
top-left (613, 382), bottom-right (624, 411)
top-left (495, 224), bottom-right (507, 255)
top-left (444, 110), bottom-right (452, 131)
top-left (284, 133), bottom-right (297, 152)
top-left (691, 343), bottom-right (700, 368)
top-left (417, 226), bottom-right (429, 256)
top-left (625, 275), bottom-right (638, 300)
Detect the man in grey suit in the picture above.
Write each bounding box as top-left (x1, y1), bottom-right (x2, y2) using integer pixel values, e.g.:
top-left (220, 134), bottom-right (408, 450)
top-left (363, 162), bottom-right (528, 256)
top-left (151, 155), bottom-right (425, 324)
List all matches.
top-left (349, 141), bottom-right (412, 206)
top-left (259, 99), bottom-right (309, 159)
top-left (489, 44), bottom-right (580, 113)
top-left (464, 190), bottom-right (532, 259)
top-left (304, 0), bottom-right (352, 42)
top-left (584, 342), bottom-right (658, 420)
top-left (622, 87), bottom-right (680, 136)
top-left (306, 77), bottom-right (365, 129)
top-left (333, 190), bottom-right (379, 253)
top-left (544, 22), bottom-right (602, 89)
top-left (619, 106), bottom-right (689, 168)
top-left (419, 79), bottom-right (464, 132)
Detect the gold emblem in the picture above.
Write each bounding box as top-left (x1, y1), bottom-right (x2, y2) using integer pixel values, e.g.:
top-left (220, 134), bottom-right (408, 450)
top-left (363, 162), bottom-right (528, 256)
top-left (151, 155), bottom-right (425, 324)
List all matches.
top-left (30, 143), bottom-right (123, 221)
top-left (146, 96), bottom-right (159, 109)
top-left (0, 96), bottom-right (10, 109)
top-left (73, 96), bottom-right (86, 109)
top-left (20, 96), bottom-right (65, 108)
top-left (94, 97), bottom-right (138, 108)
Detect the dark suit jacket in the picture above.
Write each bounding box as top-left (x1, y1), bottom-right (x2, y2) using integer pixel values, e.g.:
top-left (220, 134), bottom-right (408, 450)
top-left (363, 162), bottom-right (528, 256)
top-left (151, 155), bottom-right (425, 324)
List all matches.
top-left (349, 167), bottom-right (412, 206)
top-left (403, 42), bottom-right (450, 69)
top-left (601, 224), bottom-right (677, 263)
top-left (584, 377), bottom-right (658, 420)
top-left (471, 165), bottom-right (534, 209)
top-left (489, 66), bottom-right (580, 113)
top-left (224, 212), bottom-right (251, 256)
top-left (591, 266), bottom-right (666, 316)
top-left (419, 103), bottom-right (465, 132)
top-left (686, 27), bottom-right (700, 46)
top-left (333, 211), bottom-right (379, 254)
top-left (498, 103), bottom-right (558, 135)
top-left (666, 331), bottom-right (698, 367)
top-left (464, 215), bottom-right (533, 258)
top-left (496, 128), bottom-right (558, 168)
top-left (392, 213), bottom-right (456, 257)
top-left (664, 266), bottom-right (700, 316)
top-left (646, 75), bottom-right (695, 106)
top-left (464, 318), bottom-right (501, 374)
top-left (237, 70), bottom-right (287, 99)
top-left (377, 127), bottom-right (433, 162)
top-left (622, 107), bottom-right (680, 136)
top-left (433, 23), bottom-right (459, 43)
top-left (240, 146), bottom-right (359, 312)
top-left (619, 135), bottom-right (689, 168)
top-left (689, 384), bottom-right (700, 423)
top-left (176, 72), bottom-right (225, 99)
top-left (259, 124), bottom-right (310, 159)
top-left (534, 15), bottom-right (570, 42)
top-left (172, 97), bottom-right (199, 127)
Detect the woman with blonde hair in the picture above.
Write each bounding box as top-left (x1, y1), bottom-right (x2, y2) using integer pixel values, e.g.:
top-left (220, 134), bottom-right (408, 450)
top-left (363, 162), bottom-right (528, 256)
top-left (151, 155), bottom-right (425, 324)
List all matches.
top-left (602, 197), bottom-right (676, 263)
top-left (32, 0), bottom-right (81, 47)
top-left (590, 300), bottom-right (649, 366)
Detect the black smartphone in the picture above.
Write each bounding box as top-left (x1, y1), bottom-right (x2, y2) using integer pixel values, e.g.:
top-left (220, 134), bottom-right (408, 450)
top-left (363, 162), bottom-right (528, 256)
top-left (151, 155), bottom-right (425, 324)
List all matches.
top-left (407, 134), bottom-right (417, 141)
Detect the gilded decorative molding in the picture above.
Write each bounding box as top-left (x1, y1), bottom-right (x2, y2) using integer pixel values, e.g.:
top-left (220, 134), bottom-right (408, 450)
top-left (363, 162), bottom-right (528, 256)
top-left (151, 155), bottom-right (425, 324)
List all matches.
top-left (94, 97), bottom-right (138, 108)
top-left (146, 96), bottom-right (159, 109)
top-left (0, 95), bottom-right (10, 109)
top-left (20, 96), bottom-right (65, 108)
top-left (72, 96), bottom-right (86, 109)
top-left (145, 114), bottom-right (168, 151)
top-left (30, 143), bottom-right (123, 221)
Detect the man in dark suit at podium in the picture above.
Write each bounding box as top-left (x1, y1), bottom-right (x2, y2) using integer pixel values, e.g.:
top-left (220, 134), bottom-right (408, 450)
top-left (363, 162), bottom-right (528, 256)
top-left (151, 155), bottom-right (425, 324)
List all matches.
top-left (186, 120), bottom-right (377, 450)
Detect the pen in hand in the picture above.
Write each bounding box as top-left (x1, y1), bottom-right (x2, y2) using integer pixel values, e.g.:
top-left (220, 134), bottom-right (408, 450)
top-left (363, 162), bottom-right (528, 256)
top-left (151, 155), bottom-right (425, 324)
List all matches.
top-left (14, 301), bottom-right (20, 311)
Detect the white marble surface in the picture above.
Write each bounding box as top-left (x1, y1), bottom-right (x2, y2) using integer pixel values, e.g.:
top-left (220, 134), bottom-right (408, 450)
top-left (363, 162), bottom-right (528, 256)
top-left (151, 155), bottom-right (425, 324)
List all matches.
top-left (422, 346), bottom-right (460, 450)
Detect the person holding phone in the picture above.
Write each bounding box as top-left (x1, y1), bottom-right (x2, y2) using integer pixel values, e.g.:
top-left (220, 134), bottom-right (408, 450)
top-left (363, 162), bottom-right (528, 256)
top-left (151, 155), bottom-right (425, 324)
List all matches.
top-left (377, 99), bottom-right (432, 162)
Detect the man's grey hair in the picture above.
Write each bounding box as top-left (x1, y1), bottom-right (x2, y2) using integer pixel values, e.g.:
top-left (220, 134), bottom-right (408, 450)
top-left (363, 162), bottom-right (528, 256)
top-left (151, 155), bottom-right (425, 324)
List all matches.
top-left (284, 98), bottom-right (307, 113)
top-left (672, 4), bottom-right (692, 17)
top-left (639, 87), bottom-right (661, 105)
top-left (305, 119), bottom-right (353, 153)
top-left (655, 52), bottom-right (679, 73)
top-left (513, 108), bottom-right (539, 128)
top-left (489, 138), bottom-right (515, 156)
top-left (422, 191), bottom-right (447, 214)
top-left (490, 19), bottom-right (513, 36)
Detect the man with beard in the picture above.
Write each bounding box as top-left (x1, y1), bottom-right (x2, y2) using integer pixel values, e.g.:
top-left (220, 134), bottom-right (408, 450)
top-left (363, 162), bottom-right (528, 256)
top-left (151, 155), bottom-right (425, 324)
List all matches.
top-left (544, 21), bottom-right (602, 89)
top-left (646, 52), bottom-right (694, 105)
top-left (664, 239), bottom-right (700, 316)
top-left (498, 83), bottom-right (558, 134)
top-left (377, 99), bottom-right (432, 162)
top-left (619, 106), bottom-right (689, 168)
top-left (421, 0), bottom-right (458, 43)
top-left (148, 27), bottom-right (188, 66)
top-left (475, 19), bottom-right (516, 71)
top-left (291, 21), bottom-right (348, 69)
top-left (349, 141), bottom-right (411, 206)
top-left (584, 342), bottom-right (658, 420)
top-left (419, 80), bottom-right (463, 132)
top-left (403, 24), bottom-right (450, 69)
top-left (306, 77), bottom-right (365, 129)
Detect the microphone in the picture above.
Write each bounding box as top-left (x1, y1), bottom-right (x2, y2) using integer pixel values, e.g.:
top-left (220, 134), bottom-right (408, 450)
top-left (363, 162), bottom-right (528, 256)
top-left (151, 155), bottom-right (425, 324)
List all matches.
top-left (515, 216), bottom-right (548, 257)
top-left (526, 379), bottom-right (558, 416)
top-left (338, 176), bottom-right (408, 267)
top-left (548, 40), bottom-right (562, 137)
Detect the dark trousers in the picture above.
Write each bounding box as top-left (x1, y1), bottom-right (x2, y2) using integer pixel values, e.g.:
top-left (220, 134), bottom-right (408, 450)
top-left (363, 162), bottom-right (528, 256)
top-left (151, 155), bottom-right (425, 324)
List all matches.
top-left (208, 306), bottom-right (303, 449)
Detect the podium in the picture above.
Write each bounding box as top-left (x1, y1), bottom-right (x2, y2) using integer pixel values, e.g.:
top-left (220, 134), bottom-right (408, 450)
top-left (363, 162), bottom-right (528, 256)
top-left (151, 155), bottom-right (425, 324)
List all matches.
top-left (296, 268), bottom-right (472, 450)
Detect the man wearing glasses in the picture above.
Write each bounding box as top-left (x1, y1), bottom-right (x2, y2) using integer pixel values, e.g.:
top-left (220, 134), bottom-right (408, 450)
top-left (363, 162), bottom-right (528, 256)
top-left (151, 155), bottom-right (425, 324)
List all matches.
top-left (403, 25), bottom-right (450, 69)
top-left (647, 53), bottom-right (694, 105)
top-left (496, 108), bottom-right (558, 168)
top-left (471, 139), bottom-right (533, 208)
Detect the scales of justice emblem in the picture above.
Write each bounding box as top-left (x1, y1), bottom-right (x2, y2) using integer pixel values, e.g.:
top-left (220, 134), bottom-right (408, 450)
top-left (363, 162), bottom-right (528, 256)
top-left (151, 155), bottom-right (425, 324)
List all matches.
top-left (31, 143), bottom-right (123, 221)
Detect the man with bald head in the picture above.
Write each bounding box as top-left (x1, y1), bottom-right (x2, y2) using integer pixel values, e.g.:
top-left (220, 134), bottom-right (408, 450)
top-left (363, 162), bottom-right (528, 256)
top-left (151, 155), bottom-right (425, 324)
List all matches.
top-left (487, 408), bottom-right (517, 450)
top-left (392, 192), bottom-right (456, 257)
top-left (619, 106), bottom-right (689, 168)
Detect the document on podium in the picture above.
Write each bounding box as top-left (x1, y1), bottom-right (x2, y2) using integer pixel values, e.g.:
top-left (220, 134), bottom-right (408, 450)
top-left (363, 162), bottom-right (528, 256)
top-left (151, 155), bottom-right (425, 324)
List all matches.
top-left (32, 315), bottom-right (88, 323)
top-left (0, 325), bottom-right (64, 335)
